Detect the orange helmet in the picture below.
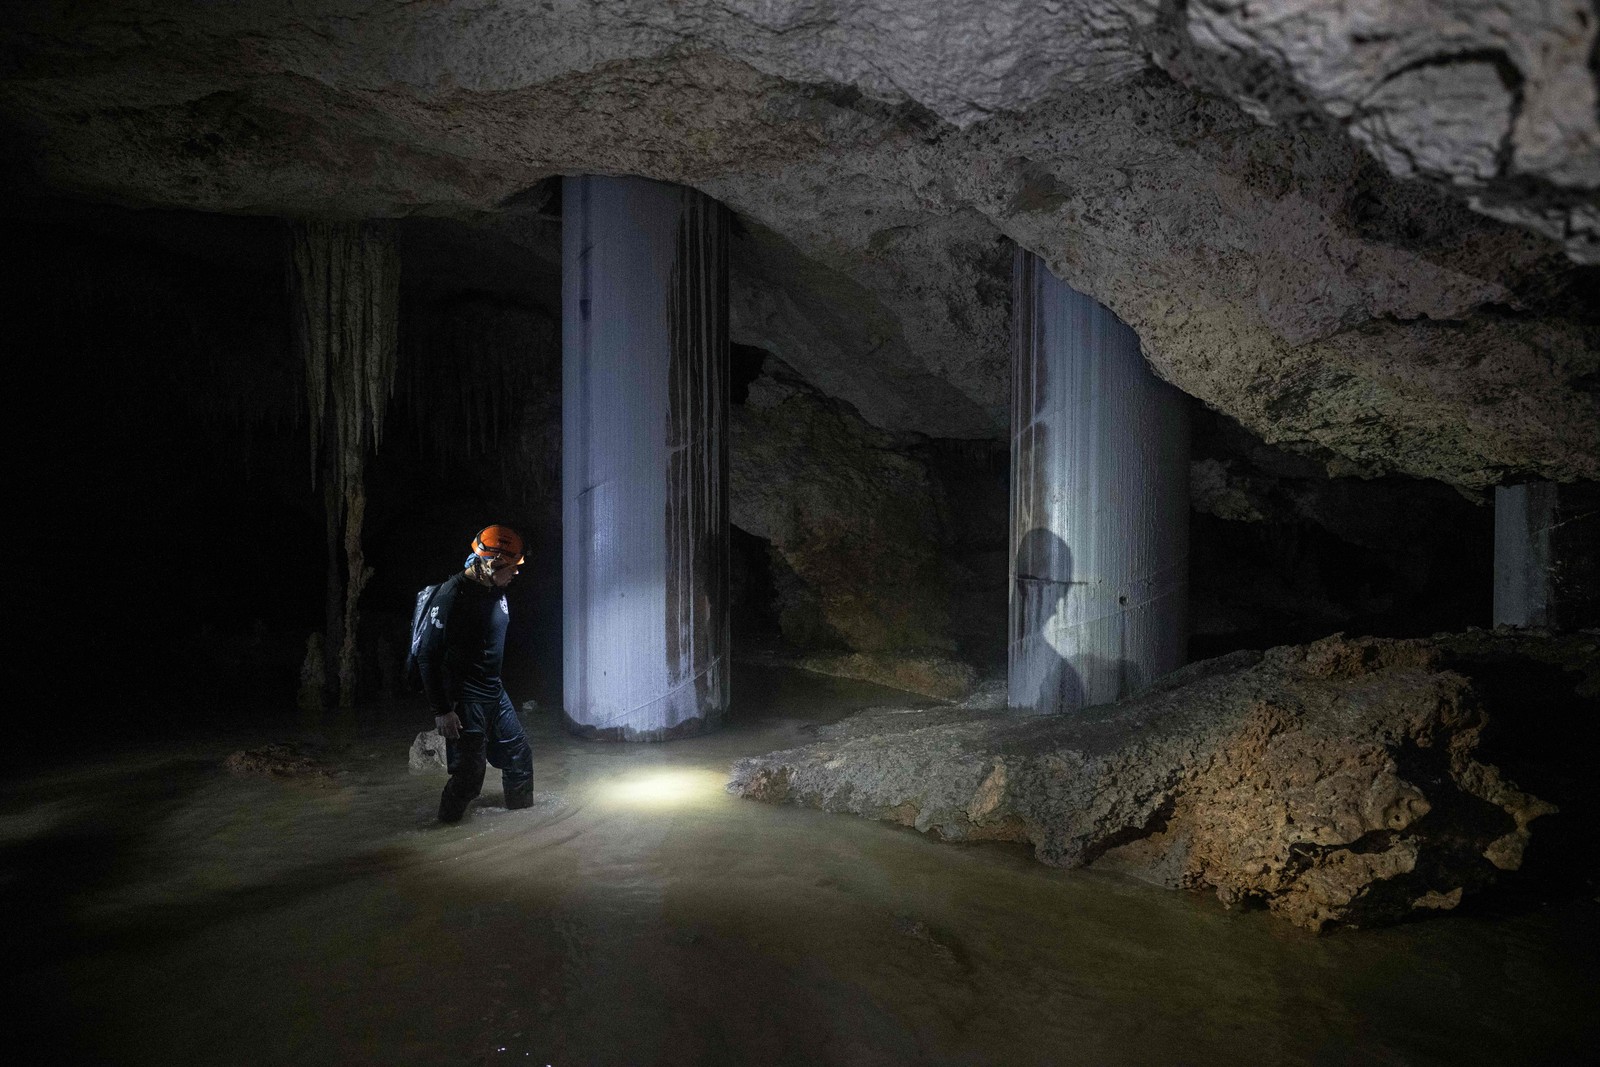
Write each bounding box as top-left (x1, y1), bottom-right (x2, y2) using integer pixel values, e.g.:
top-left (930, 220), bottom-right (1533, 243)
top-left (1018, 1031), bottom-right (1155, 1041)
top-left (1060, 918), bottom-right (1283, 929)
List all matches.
top-left (471, 525), bottom-right (525, 567)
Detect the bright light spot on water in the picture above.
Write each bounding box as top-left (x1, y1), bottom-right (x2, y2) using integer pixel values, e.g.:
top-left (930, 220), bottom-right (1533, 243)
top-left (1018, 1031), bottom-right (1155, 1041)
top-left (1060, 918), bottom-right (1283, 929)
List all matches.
top-left (605, 770), bottom-right (716, 809)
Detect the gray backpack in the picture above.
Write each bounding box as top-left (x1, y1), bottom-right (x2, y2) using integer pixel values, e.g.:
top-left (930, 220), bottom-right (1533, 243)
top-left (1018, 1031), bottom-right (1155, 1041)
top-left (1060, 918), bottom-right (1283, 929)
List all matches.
top-left (402, 582), bottom-right (443, 692)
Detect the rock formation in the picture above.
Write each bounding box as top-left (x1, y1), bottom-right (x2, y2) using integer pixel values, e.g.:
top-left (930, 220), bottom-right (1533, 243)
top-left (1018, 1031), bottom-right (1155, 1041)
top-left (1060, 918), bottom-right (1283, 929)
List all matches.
top-left (730, 632), bottom-right (1598, 931)
top-left (3, 1), bottom-right (1596, 486)
top-left (730, 357), bottom-right (979, 695)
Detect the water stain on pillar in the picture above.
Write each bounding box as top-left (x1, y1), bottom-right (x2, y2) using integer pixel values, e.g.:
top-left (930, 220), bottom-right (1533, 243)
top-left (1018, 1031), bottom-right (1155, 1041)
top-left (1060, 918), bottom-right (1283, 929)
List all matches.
top-left (661, 189), bottom-right (730, 739)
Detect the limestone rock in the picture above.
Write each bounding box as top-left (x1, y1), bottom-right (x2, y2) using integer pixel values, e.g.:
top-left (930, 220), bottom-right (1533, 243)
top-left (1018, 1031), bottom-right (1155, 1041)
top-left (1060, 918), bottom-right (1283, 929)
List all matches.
top-left (409, 730), bottom-right (447, 774)
top-left (730, 360), bottom-right (999, 694)
top-left (2, 2), bottom-right (1597, 484)
top-left (1169, 0), bottom-right (1600, 263)
top-left (732, 361), bottom-right (958, 661)
top-left (729, 634), bottom-right (1589, 931)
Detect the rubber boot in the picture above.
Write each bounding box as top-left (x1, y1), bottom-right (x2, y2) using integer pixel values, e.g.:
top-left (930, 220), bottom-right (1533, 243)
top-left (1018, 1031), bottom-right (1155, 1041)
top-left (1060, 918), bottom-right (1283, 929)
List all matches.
top-left (438, 785), bottom-right (471, 824)
top-left (504, 780), bottom-right (534, 810)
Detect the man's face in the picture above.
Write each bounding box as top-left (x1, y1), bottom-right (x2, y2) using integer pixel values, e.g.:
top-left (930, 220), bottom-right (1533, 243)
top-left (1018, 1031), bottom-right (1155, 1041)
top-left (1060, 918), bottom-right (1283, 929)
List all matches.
top-left (488, 558), bottom-right (520, 587)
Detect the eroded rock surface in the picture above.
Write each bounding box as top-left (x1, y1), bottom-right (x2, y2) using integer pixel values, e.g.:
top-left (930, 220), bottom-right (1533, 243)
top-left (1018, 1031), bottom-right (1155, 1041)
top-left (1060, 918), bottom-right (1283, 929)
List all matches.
top-left (3, 2), bottom-right (1597, 484)
top-left (1164, 0), bottom-right (1600, 263)
top-left (729, 633), bottom-right (1594, 931)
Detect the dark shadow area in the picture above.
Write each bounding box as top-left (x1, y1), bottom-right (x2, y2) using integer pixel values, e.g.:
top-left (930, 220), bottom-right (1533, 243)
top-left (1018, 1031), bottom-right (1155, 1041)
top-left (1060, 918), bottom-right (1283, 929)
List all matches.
top-left (730, 524), bottom-right (783, 652)
top-left (1438, 639), bottom-right (1600, 908)
top-left (3, 202), bottom-right (566, 747)
top-left (3, 211), bottom-right (317, 728)
top-left (1188, 406), bottom-right (1494, 659)
top-left (729, 341), bottom-right (769, 405)
top-left (728, 660), bottom-right (941, 730)
top-left (1011, 527), bottom-right (1142, 713)
top-left (0, 756), bottom-right (413, 1065)
top-left (0, 760), bottom-right (220, 970)
top-left (922, 436), bottom-right (1011, 669)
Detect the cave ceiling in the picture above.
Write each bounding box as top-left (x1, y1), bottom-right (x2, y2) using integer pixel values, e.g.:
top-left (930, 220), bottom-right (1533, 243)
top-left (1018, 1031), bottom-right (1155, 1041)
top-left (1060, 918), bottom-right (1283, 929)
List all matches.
top-left (2, 1), bottom-right (1597, 486)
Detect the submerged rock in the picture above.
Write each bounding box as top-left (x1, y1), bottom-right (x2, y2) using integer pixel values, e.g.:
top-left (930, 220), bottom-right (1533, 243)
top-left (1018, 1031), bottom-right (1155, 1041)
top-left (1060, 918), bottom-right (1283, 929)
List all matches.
top-left (729, 633), bottom-right (1595, 931)
top-left (225, 741), bottom-right (337, 780)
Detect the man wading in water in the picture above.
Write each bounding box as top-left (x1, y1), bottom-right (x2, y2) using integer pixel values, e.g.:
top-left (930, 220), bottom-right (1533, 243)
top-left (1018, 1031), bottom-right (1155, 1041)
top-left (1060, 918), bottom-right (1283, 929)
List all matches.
top-left (416, 525), bottom-right (535, 823)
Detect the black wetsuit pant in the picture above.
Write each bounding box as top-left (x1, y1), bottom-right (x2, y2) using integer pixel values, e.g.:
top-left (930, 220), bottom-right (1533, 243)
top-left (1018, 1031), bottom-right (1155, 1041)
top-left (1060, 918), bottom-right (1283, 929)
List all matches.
top-left (440, 689), bottom-right (534, 819)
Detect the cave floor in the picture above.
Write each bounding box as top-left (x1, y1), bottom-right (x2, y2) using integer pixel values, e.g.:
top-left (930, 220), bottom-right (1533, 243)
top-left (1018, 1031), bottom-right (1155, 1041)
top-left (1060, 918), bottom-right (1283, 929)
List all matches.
top-left (4, 664), bottom-right (1596, 1066)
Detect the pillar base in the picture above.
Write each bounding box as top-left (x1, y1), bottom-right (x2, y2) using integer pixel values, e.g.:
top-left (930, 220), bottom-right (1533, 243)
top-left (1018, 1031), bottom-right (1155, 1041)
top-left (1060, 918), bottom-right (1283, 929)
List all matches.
top-left (560, 709), bottom-right (726, 743)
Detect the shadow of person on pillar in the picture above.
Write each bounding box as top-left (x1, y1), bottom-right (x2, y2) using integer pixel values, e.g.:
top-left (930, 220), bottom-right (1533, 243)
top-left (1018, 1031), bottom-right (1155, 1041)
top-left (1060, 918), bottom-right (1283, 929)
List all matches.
top-left (1013, 527), bottom-right (1141, 714)
top-left (1012, 527), bottom-right (1081, 714)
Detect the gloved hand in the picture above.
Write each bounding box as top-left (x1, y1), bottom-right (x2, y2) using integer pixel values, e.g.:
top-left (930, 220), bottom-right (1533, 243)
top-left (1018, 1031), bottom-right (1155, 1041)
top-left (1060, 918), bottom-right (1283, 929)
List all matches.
top-left (435, 710), bottom-right (462, 740)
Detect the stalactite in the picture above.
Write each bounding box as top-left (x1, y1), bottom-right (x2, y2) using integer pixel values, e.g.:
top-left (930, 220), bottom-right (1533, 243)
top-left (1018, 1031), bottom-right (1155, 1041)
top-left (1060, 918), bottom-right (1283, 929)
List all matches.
top-left (339, 488), bottom-right (375, 706)
top-left (288, 220), bottom-right (399, 707)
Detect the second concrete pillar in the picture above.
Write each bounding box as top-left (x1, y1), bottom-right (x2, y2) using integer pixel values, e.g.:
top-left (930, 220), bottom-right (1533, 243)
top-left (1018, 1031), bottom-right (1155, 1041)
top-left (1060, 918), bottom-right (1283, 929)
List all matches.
top-left (1009, 250), bottom-right (1190, 714)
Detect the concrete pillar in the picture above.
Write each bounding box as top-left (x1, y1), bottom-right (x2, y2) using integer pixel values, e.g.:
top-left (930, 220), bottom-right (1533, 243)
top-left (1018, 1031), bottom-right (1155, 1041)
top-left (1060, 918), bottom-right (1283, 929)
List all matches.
top-left (1009, 249), bottom-right (1190, 714)
top-left (1494, 481), bottom-right (1600, 629)
top-left (562, 176), bottom-right (730, 740)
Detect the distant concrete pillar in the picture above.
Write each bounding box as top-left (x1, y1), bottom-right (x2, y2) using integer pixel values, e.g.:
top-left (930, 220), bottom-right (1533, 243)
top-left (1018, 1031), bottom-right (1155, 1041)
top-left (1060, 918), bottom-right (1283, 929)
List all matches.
top-left (1009, 250), bottom-right (1190, 714)
top-left (1494, 482), bottom-right (1600, 629)
top-left (562, 176), bottom-right (730, 740)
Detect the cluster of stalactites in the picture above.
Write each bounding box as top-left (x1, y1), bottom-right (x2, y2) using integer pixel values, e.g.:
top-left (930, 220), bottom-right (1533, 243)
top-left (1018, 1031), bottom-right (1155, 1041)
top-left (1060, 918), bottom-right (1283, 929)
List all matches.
top-left (287, 220), bottom-right (399, 708)
top-left (287, 220), bottom-right (400, 512)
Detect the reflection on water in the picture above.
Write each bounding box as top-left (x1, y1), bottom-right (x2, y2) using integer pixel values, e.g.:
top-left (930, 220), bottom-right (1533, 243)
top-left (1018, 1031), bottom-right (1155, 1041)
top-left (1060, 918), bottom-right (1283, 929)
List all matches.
top-left (599, 769), bottom-right (726, 809)
top-left (3, 664), bottom-right (1596, 1066)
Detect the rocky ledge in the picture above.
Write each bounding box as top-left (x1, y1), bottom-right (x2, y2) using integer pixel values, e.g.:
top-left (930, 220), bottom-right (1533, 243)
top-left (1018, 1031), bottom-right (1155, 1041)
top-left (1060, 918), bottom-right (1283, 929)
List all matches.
top-left (729, 632), bottom-right (1599, 932)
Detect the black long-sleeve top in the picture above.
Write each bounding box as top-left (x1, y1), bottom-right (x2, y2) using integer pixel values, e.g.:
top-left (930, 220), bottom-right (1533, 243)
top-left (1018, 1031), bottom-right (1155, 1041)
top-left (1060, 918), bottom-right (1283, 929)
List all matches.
top-left (415, 572), bottom-right (511, 716)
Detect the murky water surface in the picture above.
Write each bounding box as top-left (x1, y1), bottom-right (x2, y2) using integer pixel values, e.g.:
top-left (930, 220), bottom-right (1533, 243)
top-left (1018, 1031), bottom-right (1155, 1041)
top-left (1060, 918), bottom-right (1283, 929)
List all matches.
top-left (4, 666), bottom-right (1596, 1065)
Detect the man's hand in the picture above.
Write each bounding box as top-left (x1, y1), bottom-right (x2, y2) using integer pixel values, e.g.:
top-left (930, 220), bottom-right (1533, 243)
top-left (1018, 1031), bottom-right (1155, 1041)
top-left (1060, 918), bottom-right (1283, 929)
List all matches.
top-left (435, 711), bottom-right (462, 740)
